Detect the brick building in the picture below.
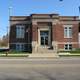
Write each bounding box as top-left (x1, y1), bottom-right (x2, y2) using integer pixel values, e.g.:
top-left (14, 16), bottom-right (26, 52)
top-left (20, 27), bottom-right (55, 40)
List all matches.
top-left (9, 13), bottom-right (80, 53)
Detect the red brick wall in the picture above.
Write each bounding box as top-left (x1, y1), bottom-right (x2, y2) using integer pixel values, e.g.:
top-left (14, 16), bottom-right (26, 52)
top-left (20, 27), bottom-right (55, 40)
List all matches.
top-left (53, 23), bottom-right (78, 42)
top-left (52, 23), bottom-right (64, 41)
top-left (52, 23), bottom-right (79, 49)
top-left (73, 44), bottom-right (79, 48)
top-left (72, 24), bottom-right (78, 42)
top-left (32, 24), bottom-right (38, 41)
top-left (58, 44), bottom-right (64, 49)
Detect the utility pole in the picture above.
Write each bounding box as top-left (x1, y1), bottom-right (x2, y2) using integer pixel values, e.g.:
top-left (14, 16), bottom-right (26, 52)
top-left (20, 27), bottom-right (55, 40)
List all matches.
top-left (8, 0), bottom-right (13, 48)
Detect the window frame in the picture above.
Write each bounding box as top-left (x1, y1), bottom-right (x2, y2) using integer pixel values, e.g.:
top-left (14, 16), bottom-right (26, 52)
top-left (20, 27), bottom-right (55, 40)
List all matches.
top-left (64, 44), bottom-right (72, 50)
top-left (64, 25), bottom-right (72, 38)
top-left (16, 25), bottom-right (25, 39)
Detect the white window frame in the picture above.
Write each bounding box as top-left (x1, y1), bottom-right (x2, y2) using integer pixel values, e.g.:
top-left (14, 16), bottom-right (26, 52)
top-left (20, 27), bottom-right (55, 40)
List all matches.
top-left (16, 25), bottom-right (25, 39)
top-left (64, 44), bottom-right (72, 50)
top-left (64, 25), bottom-right (72, 38)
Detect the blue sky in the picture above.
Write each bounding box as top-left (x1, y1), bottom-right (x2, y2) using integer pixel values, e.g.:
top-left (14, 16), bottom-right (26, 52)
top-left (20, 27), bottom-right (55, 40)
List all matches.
top-left (0, 0), bottom-right (80, 38)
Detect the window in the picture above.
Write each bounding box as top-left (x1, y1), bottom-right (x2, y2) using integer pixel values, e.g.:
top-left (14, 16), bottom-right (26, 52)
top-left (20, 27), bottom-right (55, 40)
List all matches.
top-left (64, 25), bottom-right (72, 38)
top-left (16, 44), bottom-right (25, 51)
top-left (64, 44), bottom-right (72, 50)
top-left (16, 25), bottom-right (25, 38)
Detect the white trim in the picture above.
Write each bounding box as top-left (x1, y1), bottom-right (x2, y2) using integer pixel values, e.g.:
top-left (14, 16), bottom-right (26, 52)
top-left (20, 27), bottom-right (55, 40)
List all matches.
top-left (57, 42), bottom-right (78, 44)
top-left (16, 25), bottom-right (25, 39)
top-left (64, 44), bottom-right (72, 50)
top-left (64, 25), bottom-right (72, 38)
top-left (63, 25), bottom-right (73, 28)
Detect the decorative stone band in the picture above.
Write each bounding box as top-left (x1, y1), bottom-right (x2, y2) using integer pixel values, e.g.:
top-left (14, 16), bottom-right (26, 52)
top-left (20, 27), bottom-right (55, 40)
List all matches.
top-left (10, 43), bottom-right (31, 44)
top-left (57, 42), bottom-right (79, 44)
top-left (32, 19), bottom-right (59, 25)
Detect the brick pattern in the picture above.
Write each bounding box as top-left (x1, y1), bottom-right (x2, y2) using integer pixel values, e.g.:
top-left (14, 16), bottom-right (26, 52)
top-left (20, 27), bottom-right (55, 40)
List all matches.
top-left (53, 23), bottom-right (79, 49)
top-left (32, 24), bottom-right (38, 41)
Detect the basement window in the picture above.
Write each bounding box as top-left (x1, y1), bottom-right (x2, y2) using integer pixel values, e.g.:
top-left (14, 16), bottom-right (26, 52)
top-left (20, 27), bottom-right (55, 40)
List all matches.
top-left (64, 44), bottom-right (72, 50)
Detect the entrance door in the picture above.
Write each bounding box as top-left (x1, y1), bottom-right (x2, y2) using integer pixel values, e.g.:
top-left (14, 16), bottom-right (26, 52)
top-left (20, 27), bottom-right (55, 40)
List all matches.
top-left (40, 31), bottom-right (49, 46)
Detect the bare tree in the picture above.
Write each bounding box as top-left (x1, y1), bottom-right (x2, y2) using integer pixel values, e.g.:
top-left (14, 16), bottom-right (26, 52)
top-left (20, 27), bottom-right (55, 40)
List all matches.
top-left (0, 34), bottom-right (9, 47)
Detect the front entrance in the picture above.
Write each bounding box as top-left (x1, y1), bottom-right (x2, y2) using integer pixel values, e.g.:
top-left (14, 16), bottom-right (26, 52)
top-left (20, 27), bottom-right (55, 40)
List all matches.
top-left (40, 31), bottom-right (49, 46)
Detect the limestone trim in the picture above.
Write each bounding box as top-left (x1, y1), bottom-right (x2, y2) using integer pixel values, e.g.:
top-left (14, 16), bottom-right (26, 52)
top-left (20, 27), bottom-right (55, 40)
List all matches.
top-left (10, 43), bottom-right (29, 44)
top-left (61, 21), bottom-right (79, 25)
top-left (10, 21), bottom-right (31, 25)
top-left (52, 42), bottom-right (79, 44)
top-left (32, 41), bottom-right (38, 52)
top-left (32, 19), bottom-right (59, 25)
top-left (32, 20), bottom-right (37, 25)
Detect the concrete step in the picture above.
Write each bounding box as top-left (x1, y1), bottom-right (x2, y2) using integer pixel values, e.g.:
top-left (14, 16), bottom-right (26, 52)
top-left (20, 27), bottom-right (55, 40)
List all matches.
top-left (29, 53), bottom-right (59, 58)
top-left (37, 47), bottom-right (55, 53)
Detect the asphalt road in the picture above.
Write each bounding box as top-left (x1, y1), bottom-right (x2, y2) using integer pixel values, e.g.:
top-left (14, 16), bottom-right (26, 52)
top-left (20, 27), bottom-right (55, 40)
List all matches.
top-left (0, 57), bottom-right (80, 80)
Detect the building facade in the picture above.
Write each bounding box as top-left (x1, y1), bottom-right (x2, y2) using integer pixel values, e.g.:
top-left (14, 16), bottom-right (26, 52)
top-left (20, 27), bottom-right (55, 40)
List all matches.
top-left (9, 14), bottom-right (80, 53)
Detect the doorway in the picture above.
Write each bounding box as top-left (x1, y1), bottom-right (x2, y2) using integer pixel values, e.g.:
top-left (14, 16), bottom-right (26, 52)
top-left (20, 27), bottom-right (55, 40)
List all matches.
top-left (40, 31), bottom-right (49, 46)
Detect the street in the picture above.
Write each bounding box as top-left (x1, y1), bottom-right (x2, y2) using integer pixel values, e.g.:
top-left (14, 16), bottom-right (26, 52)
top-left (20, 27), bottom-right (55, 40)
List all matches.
top-left (0, 57), bottom-right (80, 80)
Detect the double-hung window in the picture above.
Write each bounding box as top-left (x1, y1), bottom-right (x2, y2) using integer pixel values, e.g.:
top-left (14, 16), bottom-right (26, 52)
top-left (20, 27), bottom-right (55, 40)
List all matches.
top-left (64, 25), bottom-right (72, 38)
top-left (16, 25), bottom-right (25, 38)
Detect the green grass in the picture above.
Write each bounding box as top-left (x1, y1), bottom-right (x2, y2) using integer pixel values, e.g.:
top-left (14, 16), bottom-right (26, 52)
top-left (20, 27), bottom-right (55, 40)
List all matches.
top-left (59, 55), bottom-right (80, 57)
top-left (0, 53), bottom-right (29, 57)
top-left (58, 49), bottom-right (80, 57)
top-left (0, 55), bottom-right (29, 57)
top-left (58, 50), bottom-right (80, 54)
top-left (0, 51), bottom-right (31, 57)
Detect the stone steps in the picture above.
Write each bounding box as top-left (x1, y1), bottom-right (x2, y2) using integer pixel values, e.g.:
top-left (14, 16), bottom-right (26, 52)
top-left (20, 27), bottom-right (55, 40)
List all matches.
top-left (37, 47), bottom-right (55, 53)
top-left (29, 53), bottom-right (59, 58)
top-left (31, 47), bottom-right (58, 58)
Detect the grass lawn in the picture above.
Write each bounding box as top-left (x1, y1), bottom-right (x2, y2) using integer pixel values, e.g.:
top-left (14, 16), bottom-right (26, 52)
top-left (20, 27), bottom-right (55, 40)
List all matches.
top-left (58, 53), bottom-right (80, 57)
top-left (1, 50), bottom-right (80, 57)
top-left (58, 49), bottom-right (80, 57)
top-left (58, 50), bottom-right (80, 54)
top-left (0, 54), bottom-right (29, 57)
top-left (0, 51), bottom-right (30, 57)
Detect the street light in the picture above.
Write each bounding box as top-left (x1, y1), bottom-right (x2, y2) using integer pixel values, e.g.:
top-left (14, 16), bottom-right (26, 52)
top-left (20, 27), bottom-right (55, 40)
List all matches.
top-left (8, 5), bottom-right (13, 48)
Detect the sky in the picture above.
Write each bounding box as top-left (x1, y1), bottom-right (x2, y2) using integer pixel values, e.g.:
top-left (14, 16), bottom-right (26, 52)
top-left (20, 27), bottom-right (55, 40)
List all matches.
top-left (0, 0), bottom-right (80, 38)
